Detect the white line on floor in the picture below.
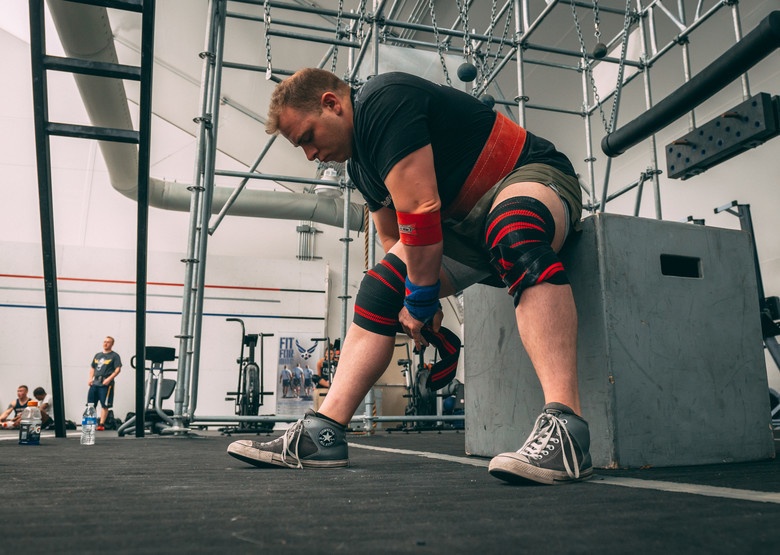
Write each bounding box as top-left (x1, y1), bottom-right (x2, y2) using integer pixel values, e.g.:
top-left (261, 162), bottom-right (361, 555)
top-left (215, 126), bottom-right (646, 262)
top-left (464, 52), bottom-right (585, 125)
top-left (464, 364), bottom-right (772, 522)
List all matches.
top-left (352, 443), bottom-right (489, 467)
top-left (592, 476), bottom-right (780, 504)
top-left (351, 443), bottom-right (780, 504)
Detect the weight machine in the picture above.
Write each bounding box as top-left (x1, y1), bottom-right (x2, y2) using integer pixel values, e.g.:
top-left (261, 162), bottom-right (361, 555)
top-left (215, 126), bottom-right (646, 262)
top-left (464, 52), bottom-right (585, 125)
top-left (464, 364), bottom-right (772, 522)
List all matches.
top-left (221, 318), bottom-right (275, 435)
top-left (118, 346), bottom-right (177, 436)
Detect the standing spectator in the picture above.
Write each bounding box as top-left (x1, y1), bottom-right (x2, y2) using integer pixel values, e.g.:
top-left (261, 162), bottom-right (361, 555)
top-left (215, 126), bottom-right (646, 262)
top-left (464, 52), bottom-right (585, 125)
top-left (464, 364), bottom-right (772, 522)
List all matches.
top-left (279, 365), bottom-right (293, 398)
top-left (88, 336), bottom-right (122, 431)
top-left (32, 387), bottom-right (54, 429)
top-left (0, 385), bottom-right (31, 429)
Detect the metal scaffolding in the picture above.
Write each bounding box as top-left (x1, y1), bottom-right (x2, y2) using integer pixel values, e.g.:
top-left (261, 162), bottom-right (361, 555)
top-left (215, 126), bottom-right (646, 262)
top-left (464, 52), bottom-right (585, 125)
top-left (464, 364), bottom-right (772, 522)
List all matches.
top-left (173, 0), bottom-right (764, 431)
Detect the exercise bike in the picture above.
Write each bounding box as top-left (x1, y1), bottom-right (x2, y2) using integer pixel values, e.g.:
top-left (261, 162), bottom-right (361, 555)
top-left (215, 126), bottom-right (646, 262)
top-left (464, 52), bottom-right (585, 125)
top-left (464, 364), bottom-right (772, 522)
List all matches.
top-left (221, 318), bottom-right (275, 435)
top-left (392, 342), bottom-right (439, 432)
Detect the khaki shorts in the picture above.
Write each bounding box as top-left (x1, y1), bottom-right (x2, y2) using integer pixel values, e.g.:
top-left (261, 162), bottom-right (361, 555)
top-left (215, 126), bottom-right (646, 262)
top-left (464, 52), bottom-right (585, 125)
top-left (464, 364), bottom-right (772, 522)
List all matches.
top-left (441, 163), bottom-right (583, 292)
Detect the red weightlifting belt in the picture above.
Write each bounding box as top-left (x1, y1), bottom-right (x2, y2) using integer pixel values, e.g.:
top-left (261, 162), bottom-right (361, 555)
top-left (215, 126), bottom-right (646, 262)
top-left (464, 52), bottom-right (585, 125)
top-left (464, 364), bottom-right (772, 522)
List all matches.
top-left (443, 112), bottom-right (527, 220)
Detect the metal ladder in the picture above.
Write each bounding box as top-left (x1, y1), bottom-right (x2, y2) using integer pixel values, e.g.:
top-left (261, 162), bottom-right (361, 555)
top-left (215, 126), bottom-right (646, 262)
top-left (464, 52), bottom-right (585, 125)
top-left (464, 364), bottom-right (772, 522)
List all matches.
top-left (29, 0), bottom-right (156, 438)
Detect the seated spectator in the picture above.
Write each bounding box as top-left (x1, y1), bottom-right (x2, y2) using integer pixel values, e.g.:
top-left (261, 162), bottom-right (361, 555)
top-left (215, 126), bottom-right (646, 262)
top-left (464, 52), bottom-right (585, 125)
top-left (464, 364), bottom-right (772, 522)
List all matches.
top-left (1, 385), bottom-right (31, 429)
top-left (33, 387), bottom-right (54, 429)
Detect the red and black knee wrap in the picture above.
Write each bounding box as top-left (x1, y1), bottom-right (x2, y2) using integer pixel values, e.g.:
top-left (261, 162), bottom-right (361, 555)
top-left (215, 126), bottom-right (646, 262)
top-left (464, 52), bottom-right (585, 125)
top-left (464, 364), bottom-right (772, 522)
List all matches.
top-left (485, 196), bottom-right (569, 307)
top-left (353, 253), bottom-right (406, 336)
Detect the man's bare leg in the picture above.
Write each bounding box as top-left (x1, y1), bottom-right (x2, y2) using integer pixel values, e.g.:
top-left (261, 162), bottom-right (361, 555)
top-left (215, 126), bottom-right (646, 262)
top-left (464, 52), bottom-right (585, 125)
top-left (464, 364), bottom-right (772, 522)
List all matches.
top-left (515, 282), bottom-right (580, 415)
top-left (490, 181), bottom-right (581, 414)
top-left (317, 325), bottom-right (396, 425)
top-left (487, 182), bottom-right (591, 484)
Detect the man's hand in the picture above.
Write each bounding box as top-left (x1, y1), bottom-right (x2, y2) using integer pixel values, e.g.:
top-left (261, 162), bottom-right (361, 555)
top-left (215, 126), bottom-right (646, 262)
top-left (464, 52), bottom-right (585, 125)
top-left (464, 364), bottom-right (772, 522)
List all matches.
top-left (399, 307), bottom-right (443, 350)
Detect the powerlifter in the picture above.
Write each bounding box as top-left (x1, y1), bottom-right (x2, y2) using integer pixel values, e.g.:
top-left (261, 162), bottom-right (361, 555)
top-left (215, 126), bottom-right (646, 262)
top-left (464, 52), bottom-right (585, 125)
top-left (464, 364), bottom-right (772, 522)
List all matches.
top-left (227, 69), bottom-right (592, 485)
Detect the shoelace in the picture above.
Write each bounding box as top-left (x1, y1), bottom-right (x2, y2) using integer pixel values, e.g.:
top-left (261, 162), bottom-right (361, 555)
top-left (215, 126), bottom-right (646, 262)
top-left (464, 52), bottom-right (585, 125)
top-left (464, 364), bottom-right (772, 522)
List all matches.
top-left (517, 412), bottom-right (581, 479)
top-left (264, 419), bottom-right (306, 469)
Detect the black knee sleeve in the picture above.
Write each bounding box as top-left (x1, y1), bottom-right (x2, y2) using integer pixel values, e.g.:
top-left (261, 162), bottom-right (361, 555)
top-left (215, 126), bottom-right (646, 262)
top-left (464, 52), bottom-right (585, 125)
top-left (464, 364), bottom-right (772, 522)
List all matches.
top-left (353, 253), bottom-right (406, 336)
top-left (485, 196), bottom-right (569, 307)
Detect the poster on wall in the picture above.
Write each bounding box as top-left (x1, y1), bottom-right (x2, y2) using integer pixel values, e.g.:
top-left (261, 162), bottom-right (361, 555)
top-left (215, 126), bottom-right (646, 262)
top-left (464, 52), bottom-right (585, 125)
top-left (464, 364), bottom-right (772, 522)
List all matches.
top-left (276, 334), bottom-right (322, 415)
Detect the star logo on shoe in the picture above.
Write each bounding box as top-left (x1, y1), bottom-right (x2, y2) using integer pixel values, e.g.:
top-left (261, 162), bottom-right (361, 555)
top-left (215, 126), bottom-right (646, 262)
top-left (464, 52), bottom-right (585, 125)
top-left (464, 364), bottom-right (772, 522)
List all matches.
top-left (318, 428), bottom-right (336, 447)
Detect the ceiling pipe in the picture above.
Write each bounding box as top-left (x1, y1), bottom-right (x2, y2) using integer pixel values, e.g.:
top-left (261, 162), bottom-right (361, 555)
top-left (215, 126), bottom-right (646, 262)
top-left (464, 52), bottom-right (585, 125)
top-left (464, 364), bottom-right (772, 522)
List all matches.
top-left (46, 0), bottom-right (365, 231)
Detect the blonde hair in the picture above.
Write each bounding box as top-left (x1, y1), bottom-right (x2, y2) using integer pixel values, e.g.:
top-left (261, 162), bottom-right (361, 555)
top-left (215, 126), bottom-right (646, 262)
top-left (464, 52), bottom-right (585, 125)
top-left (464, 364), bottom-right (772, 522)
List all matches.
top-left (265, 68), bottom-right (350, 134)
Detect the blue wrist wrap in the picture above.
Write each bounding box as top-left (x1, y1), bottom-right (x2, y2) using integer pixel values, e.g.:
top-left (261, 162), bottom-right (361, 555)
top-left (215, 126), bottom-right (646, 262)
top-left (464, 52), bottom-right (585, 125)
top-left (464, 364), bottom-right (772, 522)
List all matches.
top-left (404, 278), bottom-right (441, 323)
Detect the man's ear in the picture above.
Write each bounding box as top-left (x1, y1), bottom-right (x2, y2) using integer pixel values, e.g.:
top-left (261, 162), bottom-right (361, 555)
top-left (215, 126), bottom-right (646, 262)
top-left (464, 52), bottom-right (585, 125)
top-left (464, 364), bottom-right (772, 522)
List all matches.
top-left (321, 91), bottom-right (342, 114)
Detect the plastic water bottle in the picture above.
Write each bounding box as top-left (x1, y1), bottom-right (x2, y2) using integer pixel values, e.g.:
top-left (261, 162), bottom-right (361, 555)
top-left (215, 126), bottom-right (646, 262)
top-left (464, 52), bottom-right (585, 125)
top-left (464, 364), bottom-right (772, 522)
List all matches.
top-left (19, 401), bottom-right (42, 445)
top-left (81, 403), bottom-right (97, 446)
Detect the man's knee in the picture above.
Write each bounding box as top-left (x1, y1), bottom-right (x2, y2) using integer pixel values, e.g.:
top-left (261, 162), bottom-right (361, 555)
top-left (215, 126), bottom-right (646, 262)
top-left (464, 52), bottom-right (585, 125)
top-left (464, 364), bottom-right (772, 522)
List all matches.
top-left (485, 196), bottom-right (569, 307)
top-left (353, 253), bottom-right (406, 336)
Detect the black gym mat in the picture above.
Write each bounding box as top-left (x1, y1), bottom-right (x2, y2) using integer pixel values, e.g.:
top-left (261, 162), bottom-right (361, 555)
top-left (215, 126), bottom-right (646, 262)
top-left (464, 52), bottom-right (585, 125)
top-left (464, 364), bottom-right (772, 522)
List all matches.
top-left (1, 428), bottom-right (777, 553)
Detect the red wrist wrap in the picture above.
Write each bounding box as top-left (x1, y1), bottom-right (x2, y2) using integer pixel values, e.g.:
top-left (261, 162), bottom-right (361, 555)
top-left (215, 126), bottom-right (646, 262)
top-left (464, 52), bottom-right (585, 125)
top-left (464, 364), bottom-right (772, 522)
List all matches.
top-left (397, 211), bottom-right (443, 246)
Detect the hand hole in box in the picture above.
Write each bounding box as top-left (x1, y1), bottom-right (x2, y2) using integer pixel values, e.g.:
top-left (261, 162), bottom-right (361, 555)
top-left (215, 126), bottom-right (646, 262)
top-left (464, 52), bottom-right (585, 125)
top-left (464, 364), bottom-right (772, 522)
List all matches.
top-left (660, 254), bottom-right (701, 278)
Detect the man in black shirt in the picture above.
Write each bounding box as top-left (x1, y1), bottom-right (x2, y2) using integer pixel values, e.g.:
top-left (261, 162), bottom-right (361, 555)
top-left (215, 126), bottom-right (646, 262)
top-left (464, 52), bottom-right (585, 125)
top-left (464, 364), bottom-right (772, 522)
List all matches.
top-left (88, 336), bottom-right (122, 431)
top-left (227, 69), bottom-right (591, 485)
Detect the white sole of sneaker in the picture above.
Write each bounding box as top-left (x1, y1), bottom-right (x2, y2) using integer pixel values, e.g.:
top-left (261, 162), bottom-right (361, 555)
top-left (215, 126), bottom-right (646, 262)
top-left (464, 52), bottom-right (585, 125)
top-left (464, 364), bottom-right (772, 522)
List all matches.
top-left (226, 440), bottom-right (349, 469)
top-left (488, 453), bottom-right (593, 485)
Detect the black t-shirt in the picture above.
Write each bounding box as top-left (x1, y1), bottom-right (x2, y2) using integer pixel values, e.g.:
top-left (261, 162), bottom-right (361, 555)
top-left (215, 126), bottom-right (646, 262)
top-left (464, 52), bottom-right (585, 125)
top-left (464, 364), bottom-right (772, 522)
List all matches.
top-left (347, 72), bottom-right (576, 213)
top-left (91, 351), bottom-right (122, 385)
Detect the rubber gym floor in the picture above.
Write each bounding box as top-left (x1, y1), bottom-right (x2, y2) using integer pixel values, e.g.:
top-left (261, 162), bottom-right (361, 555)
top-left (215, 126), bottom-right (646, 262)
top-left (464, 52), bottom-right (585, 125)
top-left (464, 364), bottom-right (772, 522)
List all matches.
top-left (1, 425), bottom-right (778, 554)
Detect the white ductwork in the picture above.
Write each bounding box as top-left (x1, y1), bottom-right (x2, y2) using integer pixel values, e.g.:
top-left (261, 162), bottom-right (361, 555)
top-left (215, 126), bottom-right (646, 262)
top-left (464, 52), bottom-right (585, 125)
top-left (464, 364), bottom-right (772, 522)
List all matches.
top-left (46, 0), bottom-right (365, 231)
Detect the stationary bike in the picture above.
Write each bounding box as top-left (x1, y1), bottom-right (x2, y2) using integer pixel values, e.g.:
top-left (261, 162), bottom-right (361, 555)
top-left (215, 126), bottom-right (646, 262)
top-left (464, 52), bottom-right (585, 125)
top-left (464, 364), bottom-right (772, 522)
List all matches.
top-left (221, 318), bottom-right (275, 435)
top-left (393, 342), bottom-right (438, 432)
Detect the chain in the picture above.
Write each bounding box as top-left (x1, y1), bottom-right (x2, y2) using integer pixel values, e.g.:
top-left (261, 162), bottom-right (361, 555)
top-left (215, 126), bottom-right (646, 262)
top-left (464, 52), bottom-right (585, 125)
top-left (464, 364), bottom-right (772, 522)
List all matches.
top-left (571, 0), bottom-right (609, 132)
top-left (355, 0), bottom-right (367, 43)
top-left (593, 0), bottom-right (601, 43)
top-left (478, 0), bottom-right (513, 90)
top-left (455, 0), bottom-right (471, 58)
top-left (571, 0), bottom-right (634, 133)
top-left (427, 0), bottom-right (451, 86)
top-left (608, 0), bottom-right (634, 132)
top-left (330, 0), bottom-right (344, 74)
top-left (263, 0), bottom-right (272, 80)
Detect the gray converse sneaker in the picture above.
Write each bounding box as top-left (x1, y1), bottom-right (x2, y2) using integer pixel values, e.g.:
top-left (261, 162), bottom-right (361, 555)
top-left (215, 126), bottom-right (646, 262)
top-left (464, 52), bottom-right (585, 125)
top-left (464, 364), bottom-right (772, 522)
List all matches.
top-left (488, 403), bottom-right (592, 485)
top-left (227, 409), bottom-right (349, 468)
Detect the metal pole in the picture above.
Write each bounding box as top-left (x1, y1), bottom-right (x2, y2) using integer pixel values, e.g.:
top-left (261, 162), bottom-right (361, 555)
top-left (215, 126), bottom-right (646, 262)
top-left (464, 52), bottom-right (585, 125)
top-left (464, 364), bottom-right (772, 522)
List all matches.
top-left (173, 0), bottom-right (220, 430)
top-left (188, 0), bottom-right (228, 417)
top-left (730, 1), bottom-right (751, 100)
top-left (580, 63), bottom-right (598, 213)
top-left (134, 0), bottom-right (156, 437)
top-left (339, 182), bottom-right (353, 351)
top-left (208, 134), bottom-right (278, 234)
top-left (514, 0), bottom-right (526, 127)
top-left (636, 4), bottom-right (662, 219)
top-left (519, 0), bottom-right (559, 43)
top-left (677, 0), bottom-right (696, 130)
top-left (29, 0), bottom-right (67, 439)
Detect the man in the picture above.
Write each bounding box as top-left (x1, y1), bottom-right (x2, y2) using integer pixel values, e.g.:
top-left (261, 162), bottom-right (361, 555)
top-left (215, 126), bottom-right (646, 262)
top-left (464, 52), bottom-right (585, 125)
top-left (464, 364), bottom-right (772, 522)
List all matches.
top-left (227, 69), bottom-right (591, 485)
top-left (1, 385), bottom-right (31, 429)
top-left (292, 363), bottom-right (304, 398)
top-left (88, 336), bottom-right (122, 431)
top-left (279, 365), bottom-right (293, 398)
top-left (33, 387), bottom-right (54, 429)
